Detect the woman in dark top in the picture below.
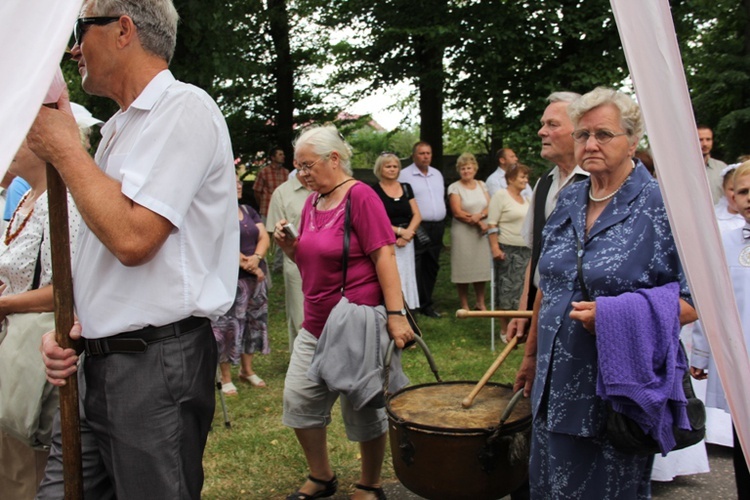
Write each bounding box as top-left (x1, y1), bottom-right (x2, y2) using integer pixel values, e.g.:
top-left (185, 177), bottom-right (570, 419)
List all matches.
top-left (212, 175), bottom-right (271, 395)
top-left (372, 153), bottom-right (422, 309)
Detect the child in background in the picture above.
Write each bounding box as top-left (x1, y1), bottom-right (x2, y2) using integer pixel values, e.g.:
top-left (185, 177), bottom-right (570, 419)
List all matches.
top-left (715, 163), bottom-right (744, 233)
top-left (692, 160), bottom-right (750, 498)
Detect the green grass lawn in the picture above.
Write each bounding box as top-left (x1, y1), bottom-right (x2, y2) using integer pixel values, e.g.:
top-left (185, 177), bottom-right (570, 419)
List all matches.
top-left (201, 230), bottom-right (525, 498)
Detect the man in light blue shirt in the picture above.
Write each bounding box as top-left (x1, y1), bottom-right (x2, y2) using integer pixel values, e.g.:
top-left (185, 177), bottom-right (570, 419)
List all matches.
top-left (398, 141), bottom-right (446, 317)
top-left (486, 148), bottom-right (533, 199)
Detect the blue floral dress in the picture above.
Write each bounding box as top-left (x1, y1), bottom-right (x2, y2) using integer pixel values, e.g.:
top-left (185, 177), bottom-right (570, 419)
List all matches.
top-left (529, 162), bottom-right (691, 499)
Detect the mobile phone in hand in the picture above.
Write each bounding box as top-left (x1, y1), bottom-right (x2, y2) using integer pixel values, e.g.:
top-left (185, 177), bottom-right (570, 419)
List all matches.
top-left (282, 222), bottom-right (299, 240)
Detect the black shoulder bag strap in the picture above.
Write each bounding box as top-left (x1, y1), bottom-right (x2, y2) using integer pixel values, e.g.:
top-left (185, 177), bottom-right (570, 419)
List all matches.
top-left (576, 236), bottom-right (590, 302)
top-left (340, 197), bottom-right (352, 297)
top-left (32, 234), bottom-right (43, 290)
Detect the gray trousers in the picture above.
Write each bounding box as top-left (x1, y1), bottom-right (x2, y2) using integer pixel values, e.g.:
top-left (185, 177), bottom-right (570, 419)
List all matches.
top-left (36, 364), bottom-right (114, 500)
top-left (37, 322), bottom-right (217, 499)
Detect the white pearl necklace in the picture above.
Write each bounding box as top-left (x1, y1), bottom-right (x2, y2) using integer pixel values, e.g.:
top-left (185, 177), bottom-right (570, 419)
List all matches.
top-left (588, 186), bottom-right (622, 202)
top-left (588, 161), bottom-right (635, 202)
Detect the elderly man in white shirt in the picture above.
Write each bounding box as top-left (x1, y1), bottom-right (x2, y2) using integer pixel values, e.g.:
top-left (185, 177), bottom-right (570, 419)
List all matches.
top-left (28, 1), bottom-right (238, 498)
top-left (511, 91), bottom-right (588, 384)
top-left (399, 141), bottom-right (446, 318)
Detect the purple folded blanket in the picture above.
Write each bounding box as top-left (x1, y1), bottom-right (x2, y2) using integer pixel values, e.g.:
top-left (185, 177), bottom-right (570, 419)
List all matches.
top-left (595, 281), bottom-right (690, 455)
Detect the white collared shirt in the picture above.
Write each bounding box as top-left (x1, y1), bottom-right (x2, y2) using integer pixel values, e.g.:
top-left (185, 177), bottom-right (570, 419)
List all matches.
top-left (73, 70), bottom-right (239, 338)
top-left (398, 163), bottom-right (446, 221)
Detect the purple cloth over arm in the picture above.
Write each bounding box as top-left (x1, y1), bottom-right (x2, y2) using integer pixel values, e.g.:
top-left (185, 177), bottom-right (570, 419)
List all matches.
top-left (595, 281), bottom-right (690, 455)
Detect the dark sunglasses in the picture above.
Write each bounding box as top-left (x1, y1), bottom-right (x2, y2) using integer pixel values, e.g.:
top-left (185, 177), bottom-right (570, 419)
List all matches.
top-left (74, 16), bottom-right (121, 46)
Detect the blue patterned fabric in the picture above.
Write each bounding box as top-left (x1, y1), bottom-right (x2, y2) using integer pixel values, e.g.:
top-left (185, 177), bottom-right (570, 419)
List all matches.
top-left (529, 161), bottom-right (691, 497)
top-left (531, 416), bottom-right (654, 499)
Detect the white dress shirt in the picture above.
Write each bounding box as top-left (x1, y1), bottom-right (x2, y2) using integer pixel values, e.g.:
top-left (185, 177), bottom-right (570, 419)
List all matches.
top-left (73, 70), bottom-right (239, 338)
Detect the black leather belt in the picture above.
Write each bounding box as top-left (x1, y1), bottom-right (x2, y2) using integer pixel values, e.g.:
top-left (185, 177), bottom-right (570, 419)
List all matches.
top-left (84, 316), bottom-right (208, 356)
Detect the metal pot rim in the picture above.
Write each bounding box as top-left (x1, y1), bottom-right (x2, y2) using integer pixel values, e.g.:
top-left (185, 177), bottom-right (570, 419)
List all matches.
top-left (386, 380), bottom-right (532, 435)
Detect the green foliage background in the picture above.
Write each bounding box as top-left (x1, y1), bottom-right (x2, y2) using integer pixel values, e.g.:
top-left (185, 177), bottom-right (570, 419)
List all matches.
top-left (65, 1), bottom-right (750, 175)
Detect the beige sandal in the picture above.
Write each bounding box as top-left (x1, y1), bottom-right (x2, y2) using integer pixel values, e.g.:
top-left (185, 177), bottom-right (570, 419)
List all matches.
top-left (239, 371), bottom-right (266, 388)
top-left (221, 382), bottom-right (238, 396)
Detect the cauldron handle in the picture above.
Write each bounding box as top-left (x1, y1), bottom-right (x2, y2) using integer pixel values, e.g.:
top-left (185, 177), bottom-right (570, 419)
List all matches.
top-left (485, 389), bottom-right (526, 448)
top-left (384, 336), bottom-right (442, 394)
top-left (480, 389), bottom-right (529, 473)
top-left (499, 389), bottom-right (526, 426)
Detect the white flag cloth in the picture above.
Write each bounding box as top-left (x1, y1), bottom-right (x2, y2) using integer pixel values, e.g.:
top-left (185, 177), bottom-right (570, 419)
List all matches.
top-left (0, 0), bottom-right (82, 177)
top-left (610, 0), bottom-right (750, 463)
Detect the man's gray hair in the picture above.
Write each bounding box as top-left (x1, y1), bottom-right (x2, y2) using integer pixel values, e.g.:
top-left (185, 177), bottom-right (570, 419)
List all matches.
top-left (87, 0), bottom-right (179, 63)
top-left (567, 87), bottom-right (644, 141)
top-left (293, 124), bottom-right (353, 175)
top-left (546, 91), bottom-right (581, 104)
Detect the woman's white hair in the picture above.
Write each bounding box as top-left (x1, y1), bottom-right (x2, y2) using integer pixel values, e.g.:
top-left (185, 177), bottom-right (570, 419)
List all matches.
top-left (373, 153), bottom-right (400, 180)
top-left (568, 87), bottom-right (645, 141)
top-left (293, 124), bottom-right (353, 175)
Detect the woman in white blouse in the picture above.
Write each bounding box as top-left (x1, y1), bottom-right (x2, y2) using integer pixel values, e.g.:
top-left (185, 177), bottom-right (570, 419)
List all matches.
top-left (486, 163), bottom-right (532, 337)
top-left (0, 139), bottom-right (82, 499)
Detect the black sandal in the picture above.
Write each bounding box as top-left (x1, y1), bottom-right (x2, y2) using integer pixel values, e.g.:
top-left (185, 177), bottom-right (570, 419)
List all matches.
top-left (286, 474), bottom-right (338, 500)
top-left (355, 483), bottom-right (387, 500)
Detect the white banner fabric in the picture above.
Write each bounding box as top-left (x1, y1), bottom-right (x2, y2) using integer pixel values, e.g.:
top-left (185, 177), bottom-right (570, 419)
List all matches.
top-left (0, 1), bottom-right (82, 177)
top-left (610, 0), bottom-right (750, 463)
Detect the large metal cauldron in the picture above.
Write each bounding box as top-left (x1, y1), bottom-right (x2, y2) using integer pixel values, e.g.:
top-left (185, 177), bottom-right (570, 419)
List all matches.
top-left (384, 339), bottom-right (531, 500)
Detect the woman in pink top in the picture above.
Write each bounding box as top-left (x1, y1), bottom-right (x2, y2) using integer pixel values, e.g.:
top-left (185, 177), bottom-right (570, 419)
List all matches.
top-left (274, 125), bottom-right (413, 500)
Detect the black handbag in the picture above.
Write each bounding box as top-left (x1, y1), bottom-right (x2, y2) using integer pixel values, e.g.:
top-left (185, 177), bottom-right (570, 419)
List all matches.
top-left (575, 238), bottom-right (706, 455)
top-left (605, 357), bottom-right (706, 455)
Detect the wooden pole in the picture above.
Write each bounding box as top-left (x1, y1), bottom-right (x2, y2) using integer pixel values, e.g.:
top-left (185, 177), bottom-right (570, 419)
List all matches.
top-left (462, 336), bottom-right (519, 409)
top-left (46, 162), bottom-right (83, 499)
top-left (455, 309), bottom-right (533, 319)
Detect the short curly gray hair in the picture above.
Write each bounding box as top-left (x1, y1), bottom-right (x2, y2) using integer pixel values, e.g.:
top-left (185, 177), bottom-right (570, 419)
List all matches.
top-left (293, 124), bottom-right (353, 175)
top-left (86, 0), bottom-right (179, 63)
top-left (567, 87), bottom-right (644, 142)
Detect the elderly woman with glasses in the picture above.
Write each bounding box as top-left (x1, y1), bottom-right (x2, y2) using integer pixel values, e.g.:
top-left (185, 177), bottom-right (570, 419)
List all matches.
top-left (371, 153), bottom-right (422, 311)
top-left (515, 88), bottom-right (697, 497)
top-left (274, 125), bottom-right (413, 500)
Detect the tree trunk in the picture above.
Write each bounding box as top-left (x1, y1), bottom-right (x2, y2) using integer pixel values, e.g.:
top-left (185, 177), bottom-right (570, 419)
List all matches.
top-left (267, 0), bottom-right (295, 169)
top-left (488, 97), bottom-right (506, 165)
top-left (417, 41), bottom-right (445, 171)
